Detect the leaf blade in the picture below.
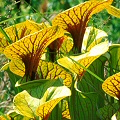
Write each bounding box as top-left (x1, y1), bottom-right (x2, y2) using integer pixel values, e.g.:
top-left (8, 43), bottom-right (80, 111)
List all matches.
top-left (36, 86), bottom-right (71, 119)
top-left (106, 5), bottom-right (120, 18)
top-left (4, 26), bottom-right (64, 80)
top-left (0, 20), bottom-right (46, 53)
top-left (13, 90), bottom-right (40, 118)
top-left (102, 72), bottom-right (120, 99)
top-left (52, 0), bottom-right (113, 51)
top-left (37, 60), bottom-right (72, 87)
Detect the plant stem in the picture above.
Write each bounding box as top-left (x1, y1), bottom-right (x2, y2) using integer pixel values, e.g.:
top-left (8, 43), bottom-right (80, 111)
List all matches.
top-left (69, 56), bottom-right (104, 82)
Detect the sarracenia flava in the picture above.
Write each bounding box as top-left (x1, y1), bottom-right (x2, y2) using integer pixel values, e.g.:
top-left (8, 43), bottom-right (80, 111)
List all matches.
top-left (0, 0), bottom-right (120, 119)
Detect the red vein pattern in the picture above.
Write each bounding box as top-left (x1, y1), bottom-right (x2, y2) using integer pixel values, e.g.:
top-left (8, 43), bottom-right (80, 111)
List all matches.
top-left (62, 100), bottom-right (71, 119)
top-left (36, 86), bottom-right (71, 119)
top-left (52, 0), bottom-right (113, 52)
top-left (4, 26), bottom-right (64, 80)
top-left (36, 98), bottom-right (63, 119)
top-left (0, 20), bottom-right (46, 53)
top-left (102, 72), bottom-right (120, 99)
top-left (72, 56), bottom-right (98, 77)
top-left (38, 60), bottom-right (72, 87)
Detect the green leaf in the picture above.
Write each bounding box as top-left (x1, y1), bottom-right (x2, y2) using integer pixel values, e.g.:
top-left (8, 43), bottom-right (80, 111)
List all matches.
top-left (69, 55), bottom-right (107, 120)
top-left (109, 44), bottom-right (120, 73)
top-left (58, 41), bottom-right (108, 78)
top-left (77, 55), bottom-right (107, 92)
top-left (82, 26), bottom-right (108, 52)
top-left (36, 86), bottom-right (71, 119)
top-left (13, 90), bottom-right (40, 119)
top-left (15, 79), bottom-right (49, 90)
top-left (96, 103), bottom-right (119, 120)
top-left (8, 111), bottom-right (30, 120)
top-left (6, 68), bottom-right (22, 94)
top-left (20, 78), bottom-right (63, 99)
top-left (37, 60), bottom-right (72, 87)
top-left (70, 89), bottom-right (99, 120)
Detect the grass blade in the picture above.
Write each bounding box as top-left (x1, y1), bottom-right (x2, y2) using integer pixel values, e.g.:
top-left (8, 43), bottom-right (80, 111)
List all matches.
top-left (0, 26), bottom-right (12, 44)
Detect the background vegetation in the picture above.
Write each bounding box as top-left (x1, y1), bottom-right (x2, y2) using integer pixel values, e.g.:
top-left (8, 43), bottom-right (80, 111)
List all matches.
top-left (0, 0), bottom-right (120, 42)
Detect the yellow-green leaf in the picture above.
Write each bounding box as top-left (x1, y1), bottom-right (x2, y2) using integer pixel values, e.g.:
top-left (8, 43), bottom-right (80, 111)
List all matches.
top-left (58, 41), bottom-right (109, 77)
top-left (9, 60), bottom-right (25, 77)
top-left (13, 90), bottom-right (40, 119)
top-left (7, 110), bottom-right (31, 120)
top-left (36, 86), bottom-right (71, 119)
top-left (0, 115), bottom-right (11, 120)
top-left (52, 0), bottom-right (113, 52)
top-left (0, 63), bottom-right (9, 71)
top-left (60, 35), bottom-right (73, 54)
top-left (62, 100), bottom-right (71, 119)
top-left (102, 72), bottom-right (120, 99)
top-left (82, 26), bottom-right (108, 52)
top-left (109, 44), bottom-right (120, 72)
top-left (62, 108), bottom-right (71, 120)
top-left (0, 20), bottom-right (47, 53)
top-left (37, 60), bottom-right (72, 87)
top-left (106, 5), bottom-right (120, 18)
top-left (4, 26), bottom-right (64, 80)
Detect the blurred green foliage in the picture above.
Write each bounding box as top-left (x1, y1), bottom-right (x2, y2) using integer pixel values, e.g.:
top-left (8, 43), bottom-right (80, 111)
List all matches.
top-left (0, 0), bottom-right (119, 43)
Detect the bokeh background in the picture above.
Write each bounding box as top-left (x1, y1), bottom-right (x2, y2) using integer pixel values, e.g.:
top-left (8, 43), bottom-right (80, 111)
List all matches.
top-left (0, 0), bottom-right (120, 42)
